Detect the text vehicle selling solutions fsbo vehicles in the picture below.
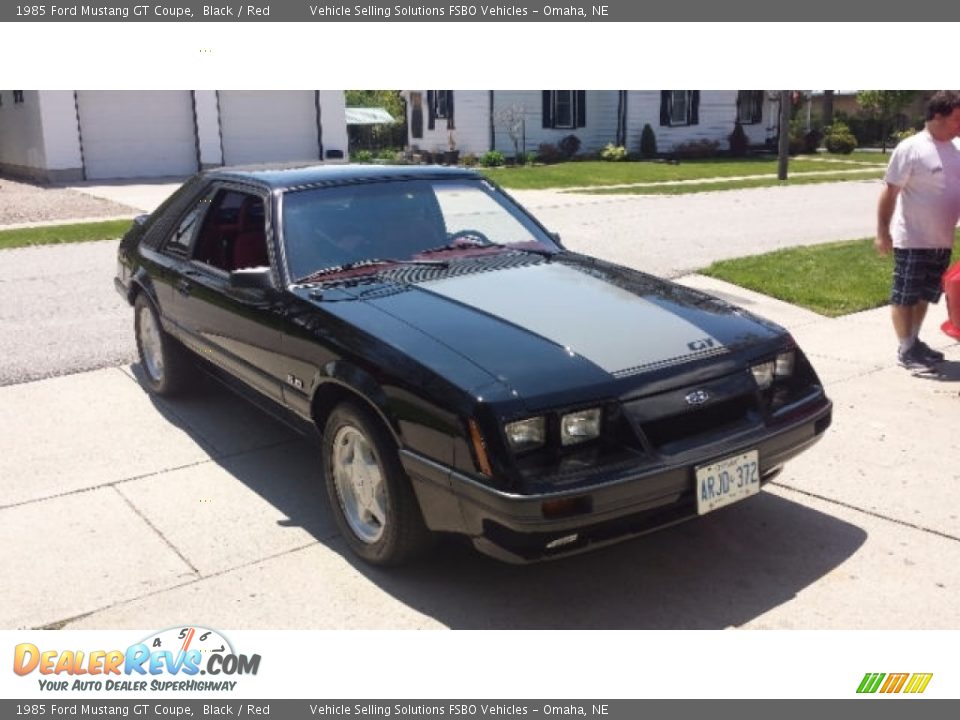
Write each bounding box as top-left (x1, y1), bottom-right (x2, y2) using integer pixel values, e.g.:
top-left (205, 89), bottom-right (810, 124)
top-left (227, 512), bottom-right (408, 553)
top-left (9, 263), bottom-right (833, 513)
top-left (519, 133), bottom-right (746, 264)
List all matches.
top-left (115, 164), bottom-right (832, 565)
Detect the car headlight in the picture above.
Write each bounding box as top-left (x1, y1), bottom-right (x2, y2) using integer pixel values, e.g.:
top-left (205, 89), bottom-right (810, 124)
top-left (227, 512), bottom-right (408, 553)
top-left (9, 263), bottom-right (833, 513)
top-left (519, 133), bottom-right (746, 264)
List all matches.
top-left (775, 350), bottom-right (795, 377)
top-left (750, 361), bottom-right (775, 389)
top-left (560, 408), bottom-right (602, 446)
top-left (752, 351), bottom-right (795, 390)
top-left (504, 416), bottom-right (546, 452)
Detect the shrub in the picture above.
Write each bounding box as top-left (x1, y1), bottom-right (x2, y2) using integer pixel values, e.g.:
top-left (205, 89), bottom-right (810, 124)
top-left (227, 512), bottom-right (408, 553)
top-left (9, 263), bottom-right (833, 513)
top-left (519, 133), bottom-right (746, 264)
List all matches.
top-left (558, 134), bottom-right (581, 159)
top-left (515, 151), bottom-right (536, 165)
top-left (639, 123), bottom-right (657, 158)
top-left (802, 128), bottom-right (824, 154)
top-left (671, 139), bottom-right (720, 159)
top-left (460, 153), bottom-right (478, 167)
top-left (728, 122), bottom-right (749, 157)
top-left (894, 128), bottom-right (917, 144)
top-left (480, 150), bottom-right (505, 167)
top-left (352, 149), bottom-right (374, 163)
top-left (536, 143), bottom-right (564, 164)
top-left (824, 121), bottom-right (858, 154)
top-left (600, 144), bottom-right (627, 162)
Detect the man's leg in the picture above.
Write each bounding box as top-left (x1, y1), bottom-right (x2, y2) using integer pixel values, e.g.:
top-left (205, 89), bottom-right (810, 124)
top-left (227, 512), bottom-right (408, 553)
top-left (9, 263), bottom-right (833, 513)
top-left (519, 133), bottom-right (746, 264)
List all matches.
top-left (891, 303), bottom-right (915, 354)
top-left (909, 300), bottom-right (929, 341)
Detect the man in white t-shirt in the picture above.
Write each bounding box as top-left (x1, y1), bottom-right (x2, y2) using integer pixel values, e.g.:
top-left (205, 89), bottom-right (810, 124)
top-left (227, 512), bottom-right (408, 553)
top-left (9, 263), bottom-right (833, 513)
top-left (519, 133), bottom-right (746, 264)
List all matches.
top-left (876, 90), bottom-right (960, 370)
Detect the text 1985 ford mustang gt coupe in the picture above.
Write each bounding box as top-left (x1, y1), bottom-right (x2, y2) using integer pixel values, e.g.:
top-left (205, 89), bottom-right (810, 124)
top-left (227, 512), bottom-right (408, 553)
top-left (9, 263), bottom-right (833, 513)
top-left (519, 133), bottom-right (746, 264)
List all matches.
top-left (115, 164), bottom-right (831, 565)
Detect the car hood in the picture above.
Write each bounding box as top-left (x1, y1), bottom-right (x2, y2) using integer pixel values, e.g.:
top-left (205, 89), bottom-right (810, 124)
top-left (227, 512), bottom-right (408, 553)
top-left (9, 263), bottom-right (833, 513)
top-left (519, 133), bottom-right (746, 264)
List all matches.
top-left (307, 254), bottom-right (784, 405)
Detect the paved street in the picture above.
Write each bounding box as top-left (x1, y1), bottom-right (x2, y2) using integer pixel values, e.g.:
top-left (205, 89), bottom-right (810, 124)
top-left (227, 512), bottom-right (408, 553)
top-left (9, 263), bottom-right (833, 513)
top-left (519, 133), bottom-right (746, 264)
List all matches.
top-left (0, 179), bottom-right (882, 385)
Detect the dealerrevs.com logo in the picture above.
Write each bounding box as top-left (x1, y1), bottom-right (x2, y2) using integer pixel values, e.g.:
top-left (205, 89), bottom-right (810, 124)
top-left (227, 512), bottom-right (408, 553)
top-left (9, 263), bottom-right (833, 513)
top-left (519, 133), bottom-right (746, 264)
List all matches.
top-left (13, 626), bottom-right (261, 692)
top-left (857, 672), bottom-right (933, 695)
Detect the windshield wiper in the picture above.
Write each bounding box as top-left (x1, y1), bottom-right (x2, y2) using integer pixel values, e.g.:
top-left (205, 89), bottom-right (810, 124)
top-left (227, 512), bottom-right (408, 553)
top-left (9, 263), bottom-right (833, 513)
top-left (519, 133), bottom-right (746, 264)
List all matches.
top-left (419, 240), bottom-right (555, 258)
top-left (294, 258), bottom-right (447, 285)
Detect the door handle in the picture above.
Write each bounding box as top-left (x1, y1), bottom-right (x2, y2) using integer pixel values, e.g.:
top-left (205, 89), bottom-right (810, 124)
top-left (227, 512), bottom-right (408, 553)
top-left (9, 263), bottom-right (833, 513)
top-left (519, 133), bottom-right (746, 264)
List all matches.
top-left (176, 279), bottom-right (193, 297)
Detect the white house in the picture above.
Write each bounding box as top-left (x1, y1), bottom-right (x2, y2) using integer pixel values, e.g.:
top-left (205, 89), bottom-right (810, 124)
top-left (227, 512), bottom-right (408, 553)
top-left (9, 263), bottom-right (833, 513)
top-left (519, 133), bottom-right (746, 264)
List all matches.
top-left (402, 90), bottom-right (778, 157)
top-left (0, 90), bottom-right (349, 183)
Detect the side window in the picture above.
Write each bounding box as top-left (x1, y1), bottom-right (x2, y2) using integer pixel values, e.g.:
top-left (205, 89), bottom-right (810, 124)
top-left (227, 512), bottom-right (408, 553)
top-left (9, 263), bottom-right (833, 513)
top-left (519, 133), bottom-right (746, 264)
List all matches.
top-left (192, 189), bottom-right (268, 272)
top-left (165, 202), bottom-right (207, 256)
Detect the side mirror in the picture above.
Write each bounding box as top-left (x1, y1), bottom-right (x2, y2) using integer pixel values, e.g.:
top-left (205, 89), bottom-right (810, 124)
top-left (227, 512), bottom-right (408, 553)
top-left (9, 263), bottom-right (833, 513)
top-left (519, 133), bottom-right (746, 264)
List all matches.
top-left (229, 267), bottom-right (273, 291)
top-left (549, 231), bottom-right (564, 247)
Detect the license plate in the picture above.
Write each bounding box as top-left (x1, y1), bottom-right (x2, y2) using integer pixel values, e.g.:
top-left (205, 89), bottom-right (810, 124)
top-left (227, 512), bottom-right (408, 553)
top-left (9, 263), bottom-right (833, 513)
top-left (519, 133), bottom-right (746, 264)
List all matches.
top-left (695, 449), bottom-right (760, 515)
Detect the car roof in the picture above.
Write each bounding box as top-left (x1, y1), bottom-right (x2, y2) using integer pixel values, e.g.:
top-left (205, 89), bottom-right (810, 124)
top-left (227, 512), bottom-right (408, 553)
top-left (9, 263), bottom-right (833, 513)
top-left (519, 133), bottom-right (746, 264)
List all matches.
top-left (204, 163), bottom-right (480, 191)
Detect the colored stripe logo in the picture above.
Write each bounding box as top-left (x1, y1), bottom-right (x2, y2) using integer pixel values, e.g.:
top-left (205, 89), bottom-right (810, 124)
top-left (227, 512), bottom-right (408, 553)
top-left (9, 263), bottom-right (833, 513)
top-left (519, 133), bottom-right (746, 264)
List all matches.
top-left (857, 672), bottom-right (933, 694)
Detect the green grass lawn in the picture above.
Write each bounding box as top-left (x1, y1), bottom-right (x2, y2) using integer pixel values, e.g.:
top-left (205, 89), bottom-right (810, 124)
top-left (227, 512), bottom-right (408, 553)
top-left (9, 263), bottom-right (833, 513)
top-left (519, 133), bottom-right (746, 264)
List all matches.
top-left (479, 157), bottom-right (877, 190)
top-left (0, 219), bottom-right (133, 250)
top-left (701, 234), bottom-right (960, 317)
top-left (584, 170), bottom-right (883, 196)
top-left (806, 151), bottom-right (891, 165)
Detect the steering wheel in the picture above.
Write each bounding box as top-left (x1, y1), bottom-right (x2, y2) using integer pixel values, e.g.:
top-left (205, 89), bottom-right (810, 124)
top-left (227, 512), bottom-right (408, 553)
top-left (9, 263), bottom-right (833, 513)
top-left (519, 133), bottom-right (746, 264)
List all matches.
top-left (448, 229), bottom-right (493, 247)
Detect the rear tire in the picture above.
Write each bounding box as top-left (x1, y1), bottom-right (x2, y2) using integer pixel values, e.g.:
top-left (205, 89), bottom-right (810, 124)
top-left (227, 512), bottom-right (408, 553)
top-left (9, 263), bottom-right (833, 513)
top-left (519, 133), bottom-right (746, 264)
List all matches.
top-left (322, 401), bottom-right (433, 566)
top-left (134, 293), bottom-right (189, 396)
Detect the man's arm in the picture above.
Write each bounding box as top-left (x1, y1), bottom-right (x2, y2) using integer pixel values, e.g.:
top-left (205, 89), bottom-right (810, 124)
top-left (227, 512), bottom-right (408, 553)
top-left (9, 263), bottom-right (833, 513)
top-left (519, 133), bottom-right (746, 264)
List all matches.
top-left (876, 182), bottom-right (900, 255)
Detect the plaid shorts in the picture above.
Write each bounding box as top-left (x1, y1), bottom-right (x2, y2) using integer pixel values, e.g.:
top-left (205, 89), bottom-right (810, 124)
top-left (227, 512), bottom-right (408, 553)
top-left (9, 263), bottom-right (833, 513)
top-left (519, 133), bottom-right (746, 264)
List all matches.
top-left (891, 248), bottom-right (952, 305)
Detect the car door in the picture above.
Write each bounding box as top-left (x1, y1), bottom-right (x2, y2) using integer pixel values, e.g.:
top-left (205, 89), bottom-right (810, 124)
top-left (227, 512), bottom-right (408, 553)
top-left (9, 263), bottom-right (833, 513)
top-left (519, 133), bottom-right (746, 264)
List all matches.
top-left (166, 183), bottom-right (286, 404)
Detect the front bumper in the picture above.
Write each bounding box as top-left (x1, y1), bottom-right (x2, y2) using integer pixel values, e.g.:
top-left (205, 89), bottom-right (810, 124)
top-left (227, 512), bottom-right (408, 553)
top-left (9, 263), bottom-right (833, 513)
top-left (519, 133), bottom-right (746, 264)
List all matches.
top-left (401, 399), bottom-right (832, 563)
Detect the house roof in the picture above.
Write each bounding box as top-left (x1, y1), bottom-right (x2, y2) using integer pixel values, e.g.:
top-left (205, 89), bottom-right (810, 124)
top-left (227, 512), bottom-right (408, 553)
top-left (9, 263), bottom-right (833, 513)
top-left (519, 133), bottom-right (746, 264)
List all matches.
top-left (345, 107), bottom-right (396, 125)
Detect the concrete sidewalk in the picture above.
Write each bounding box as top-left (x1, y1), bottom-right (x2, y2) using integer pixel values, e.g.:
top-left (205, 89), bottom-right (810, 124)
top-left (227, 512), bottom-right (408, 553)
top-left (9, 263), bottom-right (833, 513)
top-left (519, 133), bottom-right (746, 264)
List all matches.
top-left (1, 277), bottom-right (957, 631)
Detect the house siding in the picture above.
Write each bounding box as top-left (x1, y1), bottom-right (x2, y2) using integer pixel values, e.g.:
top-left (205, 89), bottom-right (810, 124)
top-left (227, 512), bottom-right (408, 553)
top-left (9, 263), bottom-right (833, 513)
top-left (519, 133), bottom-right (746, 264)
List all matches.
top-left (0, 90), bottom-right (84, 183)
top-left (404, 90), bottom-right (779, 159)
top-left (625, 90), bottom-right (776, 153)
top-left (492, 90), bottom-right (620, 156)
top-left (406, 90), bottom-right (489, 157)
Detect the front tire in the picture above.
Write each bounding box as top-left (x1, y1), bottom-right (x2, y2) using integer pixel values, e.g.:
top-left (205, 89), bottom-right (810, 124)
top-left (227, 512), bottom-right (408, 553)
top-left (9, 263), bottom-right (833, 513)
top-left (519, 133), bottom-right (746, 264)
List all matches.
top-left (134, 293), bottom-right (189, 396)
top-left (322, 401), bottom-right (433, 565)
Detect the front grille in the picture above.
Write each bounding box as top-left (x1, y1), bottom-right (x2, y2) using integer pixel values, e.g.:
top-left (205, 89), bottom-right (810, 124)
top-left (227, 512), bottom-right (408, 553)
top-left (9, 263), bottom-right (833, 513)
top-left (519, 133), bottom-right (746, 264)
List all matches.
top-left (639, 395), bottom-right (755, 451)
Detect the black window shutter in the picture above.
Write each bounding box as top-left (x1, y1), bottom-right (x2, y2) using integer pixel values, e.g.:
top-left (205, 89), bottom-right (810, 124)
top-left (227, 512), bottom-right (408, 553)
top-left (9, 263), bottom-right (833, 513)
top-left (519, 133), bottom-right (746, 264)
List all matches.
top-left (576, 90), bottom-right (586, 128)
top-left (752, 90), bottom-right (763, 124)
top-left (660, 91), bottom-right (671, 126)
top-left (427, 90), bottom-right (436, 130)
top-left (542, 91), bottom-right (553, 128)
top-left (411, 92), bottom-right (423, 139)
top-left (446, 91), bottom-right (455, 130)
top-left (690, 91), bottom-right (700, 125)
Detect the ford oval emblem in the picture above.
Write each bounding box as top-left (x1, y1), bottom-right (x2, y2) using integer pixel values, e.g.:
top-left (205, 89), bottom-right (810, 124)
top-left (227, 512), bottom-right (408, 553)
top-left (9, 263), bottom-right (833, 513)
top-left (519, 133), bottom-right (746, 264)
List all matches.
top-left (685, 389), bottom-right (711, 406)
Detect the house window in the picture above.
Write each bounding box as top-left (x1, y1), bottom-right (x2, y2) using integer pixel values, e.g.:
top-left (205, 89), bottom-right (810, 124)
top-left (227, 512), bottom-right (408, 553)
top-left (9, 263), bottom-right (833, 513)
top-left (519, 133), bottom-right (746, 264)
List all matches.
top-left (432, 90), bottom-right (450, 119)
top-left (427, 90), bottom-right (454, 130)
top-left (13, 91), bottom-right (25, 104)
top-left (554, 91), bottom-right (575, 128)
top-left (541, 91), bottom-right (586, 129)
top-left (670, 91), bottom-right (688, 125)
top-left (737, 90), bottom-right (764, 124)
top-left (660, 90), bottom-right (700, 127)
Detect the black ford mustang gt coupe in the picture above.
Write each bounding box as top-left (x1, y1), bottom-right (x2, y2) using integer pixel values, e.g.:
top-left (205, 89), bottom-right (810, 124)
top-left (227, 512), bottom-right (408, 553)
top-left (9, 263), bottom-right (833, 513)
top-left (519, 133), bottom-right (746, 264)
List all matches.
top-left (115, 164), bottom-right (831, 565)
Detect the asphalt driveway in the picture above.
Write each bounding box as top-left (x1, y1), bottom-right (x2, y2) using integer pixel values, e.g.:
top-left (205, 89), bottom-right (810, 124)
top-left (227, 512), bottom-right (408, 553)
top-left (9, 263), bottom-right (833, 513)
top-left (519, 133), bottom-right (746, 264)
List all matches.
top-left (1, 276), bottom-right (958, 630)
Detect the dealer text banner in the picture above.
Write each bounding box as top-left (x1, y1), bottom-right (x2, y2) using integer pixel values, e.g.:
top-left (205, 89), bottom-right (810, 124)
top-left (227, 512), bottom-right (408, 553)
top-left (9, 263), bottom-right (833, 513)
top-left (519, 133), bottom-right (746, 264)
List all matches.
top-left (2, 0), bottom-right (956, 21)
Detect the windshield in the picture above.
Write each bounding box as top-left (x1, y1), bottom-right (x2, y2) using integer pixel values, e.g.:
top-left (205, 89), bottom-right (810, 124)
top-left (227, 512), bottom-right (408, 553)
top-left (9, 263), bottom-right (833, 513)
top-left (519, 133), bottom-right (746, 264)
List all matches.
top-left (281, 177), bottom-right (558, 281)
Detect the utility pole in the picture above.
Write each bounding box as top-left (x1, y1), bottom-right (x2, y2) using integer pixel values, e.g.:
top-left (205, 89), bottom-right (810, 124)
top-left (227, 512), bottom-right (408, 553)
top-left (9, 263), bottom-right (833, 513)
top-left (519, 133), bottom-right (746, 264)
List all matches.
top-left (777, 90), bottom-right (791, 180)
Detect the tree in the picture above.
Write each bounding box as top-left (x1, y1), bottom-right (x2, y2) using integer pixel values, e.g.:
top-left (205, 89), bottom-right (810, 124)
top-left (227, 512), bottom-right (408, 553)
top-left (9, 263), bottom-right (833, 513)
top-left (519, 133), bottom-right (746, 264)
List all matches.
top-left (856, 91), bottom-right (917, 152)
top-left (494, 103), bottom-right (527, 159)
top-left (345, 90), bottom-right (405, 120)
top-left (822, 90), bottom-right (835, 127)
